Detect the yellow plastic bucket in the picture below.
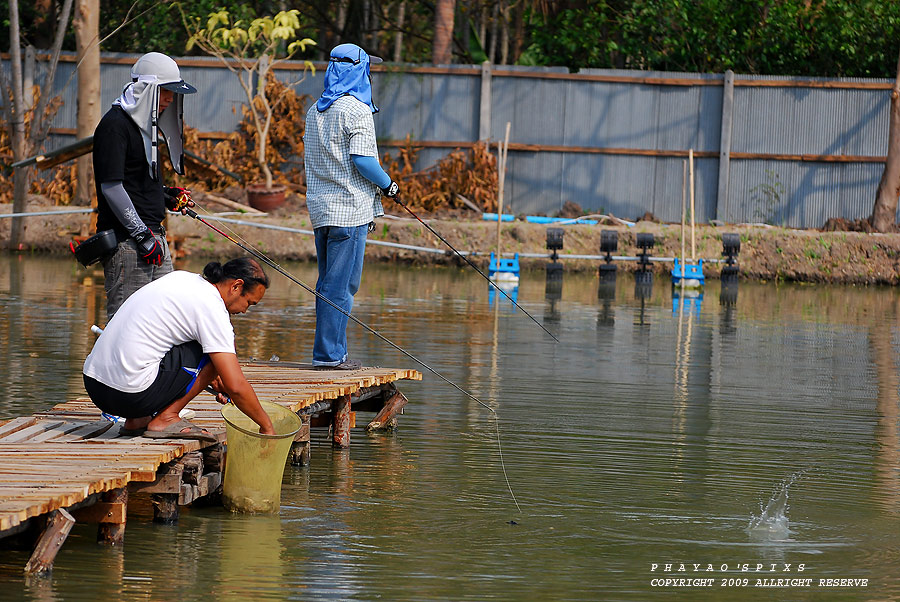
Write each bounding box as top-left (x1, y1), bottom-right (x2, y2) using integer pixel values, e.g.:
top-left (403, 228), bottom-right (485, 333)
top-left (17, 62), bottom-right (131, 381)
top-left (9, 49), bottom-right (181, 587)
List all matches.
top-left (221, 401), bottom-right (302, 513)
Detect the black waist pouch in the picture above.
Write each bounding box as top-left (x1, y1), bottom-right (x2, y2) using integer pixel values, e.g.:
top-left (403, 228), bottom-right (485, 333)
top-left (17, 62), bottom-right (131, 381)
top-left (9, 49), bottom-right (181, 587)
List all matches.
top-left (70, 230), bottom-right (120, 267)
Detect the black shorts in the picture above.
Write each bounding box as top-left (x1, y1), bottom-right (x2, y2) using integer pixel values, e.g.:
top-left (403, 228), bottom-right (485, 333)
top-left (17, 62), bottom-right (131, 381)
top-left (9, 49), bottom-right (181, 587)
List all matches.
top-left (84, 341), bottom-right (207, 418)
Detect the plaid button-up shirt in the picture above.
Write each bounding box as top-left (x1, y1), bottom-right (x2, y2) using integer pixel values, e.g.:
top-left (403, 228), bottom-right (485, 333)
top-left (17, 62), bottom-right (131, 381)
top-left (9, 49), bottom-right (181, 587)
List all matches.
top-left (304, 96), bottom-right (384, 229)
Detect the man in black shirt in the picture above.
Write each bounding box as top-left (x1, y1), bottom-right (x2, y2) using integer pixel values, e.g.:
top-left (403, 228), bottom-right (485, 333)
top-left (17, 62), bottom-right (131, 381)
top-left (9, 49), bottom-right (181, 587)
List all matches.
top-left (93, 52), bottom-right (197, 319)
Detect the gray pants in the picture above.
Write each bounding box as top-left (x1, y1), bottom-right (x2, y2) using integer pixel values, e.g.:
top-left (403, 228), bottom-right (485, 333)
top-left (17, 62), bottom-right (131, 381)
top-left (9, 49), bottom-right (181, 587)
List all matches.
top-left (102, 234), bottom-right (173, 320)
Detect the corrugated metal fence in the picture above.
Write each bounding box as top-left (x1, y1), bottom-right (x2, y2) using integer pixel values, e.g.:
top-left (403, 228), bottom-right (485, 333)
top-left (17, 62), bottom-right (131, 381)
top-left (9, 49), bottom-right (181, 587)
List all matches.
top-left (4, 52), bottom-right (895, 228)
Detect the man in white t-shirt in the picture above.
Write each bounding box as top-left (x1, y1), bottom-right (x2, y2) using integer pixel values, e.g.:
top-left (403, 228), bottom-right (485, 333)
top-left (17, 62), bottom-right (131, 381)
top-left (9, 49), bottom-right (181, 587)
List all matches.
top-left (83, 257), bottom-right (275, 439)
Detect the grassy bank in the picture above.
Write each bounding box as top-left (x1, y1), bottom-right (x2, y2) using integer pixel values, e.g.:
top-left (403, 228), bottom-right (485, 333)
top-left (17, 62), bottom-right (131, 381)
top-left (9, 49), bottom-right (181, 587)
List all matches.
top-left (4, 201), bottom-right (900, 286)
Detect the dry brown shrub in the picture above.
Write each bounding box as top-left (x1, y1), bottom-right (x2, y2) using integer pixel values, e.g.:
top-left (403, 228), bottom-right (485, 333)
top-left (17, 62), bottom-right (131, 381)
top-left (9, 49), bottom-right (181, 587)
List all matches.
top-left (178, 76), bottom-right (310, 192)
top-left (381, 137), bottom-right (498, 213)
top-left (168, 79), bottom-right (498, 214)
top-left (0, 87), bottom-right (70, 204)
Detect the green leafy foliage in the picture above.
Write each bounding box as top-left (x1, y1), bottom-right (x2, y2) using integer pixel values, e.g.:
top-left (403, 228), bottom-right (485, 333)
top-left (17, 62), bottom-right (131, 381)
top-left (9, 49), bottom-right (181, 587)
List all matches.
top-left (524, 0), bottom-right (900, 77)
top-left (2, 0), bottom-right (899, 77)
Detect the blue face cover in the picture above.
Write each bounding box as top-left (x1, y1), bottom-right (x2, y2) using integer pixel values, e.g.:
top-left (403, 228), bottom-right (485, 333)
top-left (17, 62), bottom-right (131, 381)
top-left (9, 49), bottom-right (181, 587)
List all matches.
top-left (316, 43), bottom-right (381, 113)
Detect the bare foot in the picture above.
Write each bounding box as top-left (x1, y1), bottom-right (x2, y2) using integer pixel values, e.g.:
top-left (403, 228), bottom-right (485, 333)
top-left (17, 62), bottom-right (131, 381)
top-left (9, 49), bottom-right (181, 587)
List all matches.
top-left (147, 415), bottom-right (211, 436)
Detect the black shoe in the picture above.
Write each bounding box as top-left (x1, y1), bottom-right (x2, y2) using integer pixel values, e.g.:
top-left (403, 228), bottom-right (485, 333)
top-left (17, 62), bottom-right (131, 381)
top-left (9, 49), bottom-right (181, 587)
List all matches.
top-left (315, 359), bottom-right (362, 370)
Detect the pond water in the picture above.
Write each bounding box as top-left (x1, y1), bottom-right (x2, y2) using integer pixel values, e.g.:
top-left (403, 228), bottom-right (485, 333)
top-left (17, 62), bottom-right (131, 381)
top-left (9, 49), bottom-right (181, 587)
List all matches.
top-left (1, 254), bottom-right (899, 601)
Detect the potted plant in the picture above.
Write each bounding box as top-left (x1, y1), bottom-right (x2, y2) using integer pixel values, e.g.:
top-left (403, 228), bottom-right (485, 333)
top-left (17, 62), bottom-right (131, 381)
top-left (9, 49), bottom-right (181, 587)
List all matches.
top-left (185, 9), bottom-right (315, 211)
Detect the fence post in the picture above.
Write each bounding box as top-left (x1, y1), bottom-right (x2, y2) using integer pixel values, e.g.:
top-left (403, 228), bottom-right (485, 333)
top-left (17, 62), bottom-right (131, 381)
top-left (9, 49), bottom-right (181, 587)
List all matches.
top-left (716, 69), bottom-right (735, 223)
top-left (479, 60), bottom-right (492, 140)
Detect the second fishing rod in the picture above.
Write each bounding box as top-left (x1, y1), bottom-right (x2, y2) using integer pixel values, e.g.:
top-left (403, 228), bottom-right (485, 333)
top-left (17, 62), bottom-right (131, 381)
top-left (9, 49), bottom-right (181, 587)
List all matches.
top-left (389, 195), bottom-right (560, 343)
top-left (185, 208), bottom-right (490, 411)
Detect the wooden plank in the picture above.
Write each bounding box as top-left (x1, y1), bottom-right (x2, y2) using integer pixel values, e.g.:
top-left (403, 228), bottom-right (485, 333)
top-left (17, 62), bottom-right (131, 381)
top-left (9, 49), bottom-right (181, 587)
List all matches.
top-left (178, 483), bottom-right (199, 506)
top-left (28, 421), bottom-right (91, 443)
top-left (0, 422), bottom-right (68, 444)
top-left (91, 424), bottom-right (127, 440)
top-left (0, 417), bottom-right (38, 439)
top-left (56, 420), bottom-right (114, 441)
top-left (199, 472), bottom-right (221, 497)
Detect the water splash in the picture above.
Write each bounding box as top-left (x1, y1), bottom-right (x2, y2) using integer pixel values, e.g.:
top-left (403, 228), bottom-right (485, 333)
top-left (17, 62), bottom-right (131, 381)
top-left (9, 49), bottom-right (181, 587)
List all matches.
top-left (747, 471), bottom-right (806, 541)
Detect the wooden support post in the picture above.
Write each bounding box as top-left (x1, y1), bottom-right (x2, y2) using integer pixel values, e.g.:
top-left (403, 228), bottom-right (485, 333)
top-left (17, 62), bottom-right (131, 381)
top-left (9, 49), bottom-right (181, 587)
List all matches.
top-left (367, 385), bottom-right (409, 432)
top-left (332, 394), bottom-right (352, 448)
top-left (130, 462), bottom-right (183, 495)
top-left (24, 508), bottom-right (75, 574)
top-left (202, 443), bottom-right (225, 475)
top-left (289, 415), bottom-right (311, 465)
top-left (151, 493), bottom-right (179, 524)
top-left (97, 487), bottom-right (127, 545)
top-left (180, 451), bottom-right (204, 485)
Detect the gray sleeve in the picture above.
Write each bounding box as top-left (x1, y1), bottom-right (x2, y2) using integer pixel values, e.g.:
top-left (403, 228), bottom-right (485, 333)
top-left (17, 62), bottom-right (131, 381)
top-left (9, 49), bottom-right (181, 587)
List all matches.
top-left (100, 181), bottom-right (147, 238)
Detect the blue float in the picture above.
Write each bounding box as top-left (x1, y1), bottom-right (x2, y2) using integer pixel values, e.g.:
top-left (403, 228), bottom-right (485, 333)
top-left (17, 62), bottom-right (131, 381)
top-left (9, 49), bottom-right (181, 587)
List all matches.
top-left (672, 257), bottom-right (704, 287)
top-left (489, 252), bottom-right (520, 280)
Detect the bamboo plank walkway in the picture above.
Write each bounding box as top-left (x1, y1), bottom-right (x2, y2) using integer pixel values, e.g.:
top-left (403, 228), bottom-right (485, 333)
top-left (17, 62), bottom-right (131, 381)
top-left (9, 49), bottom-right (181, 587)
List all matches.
top-left (0, 363), bottom-right (421, 534)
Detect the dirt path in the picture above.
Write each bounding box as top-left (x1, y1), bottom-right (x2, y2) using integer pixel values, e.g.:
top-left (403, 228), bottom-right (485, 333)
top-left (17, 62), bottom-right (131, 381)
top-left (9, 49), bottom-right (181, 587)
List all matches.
top-left (5, 200), bottom-right (900, 285)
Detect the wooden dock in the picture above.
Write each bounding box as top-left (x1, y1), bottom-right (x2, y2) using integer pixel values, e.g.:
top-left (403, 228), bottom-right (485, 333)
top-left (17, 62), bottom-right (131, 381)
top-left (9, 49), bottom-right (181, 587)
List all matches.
top-left (0, 362), bottom-right (420, 573)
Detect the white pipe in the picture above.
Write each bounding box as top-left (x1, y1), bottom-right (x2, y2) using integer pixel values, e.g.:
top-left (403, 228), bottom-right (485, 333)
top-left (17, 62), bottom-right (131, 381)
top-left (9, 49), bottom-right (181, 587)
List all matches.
top-left (0, 208), bottom-right (95, 218)
top-left (192, 216), bottom-right (729, 263)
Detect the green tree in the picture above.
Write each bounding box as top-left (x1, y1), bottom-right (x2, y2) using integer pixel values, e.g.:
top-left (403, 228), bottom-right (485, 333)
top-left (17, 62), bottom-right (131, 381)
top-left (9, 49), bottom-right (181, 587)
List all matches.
top-left (523, 0), bottom-right (900, 77)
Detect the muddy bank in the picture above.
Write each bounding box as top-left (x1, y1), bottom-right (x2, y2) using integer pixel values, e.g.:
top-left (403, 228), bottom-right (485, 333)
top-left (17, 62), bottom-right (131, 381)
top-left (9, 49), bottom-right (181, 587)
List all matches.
top-left (4, 199), bottom-right (900, 286)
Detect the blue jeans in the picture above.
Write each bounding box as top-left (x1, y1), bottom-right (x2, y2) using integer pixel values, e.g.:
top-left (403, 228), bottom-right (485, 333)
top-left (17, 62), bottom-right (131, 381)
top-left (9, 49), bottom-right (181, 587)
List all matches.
top-left (312, 225), bottom-right (368, 366)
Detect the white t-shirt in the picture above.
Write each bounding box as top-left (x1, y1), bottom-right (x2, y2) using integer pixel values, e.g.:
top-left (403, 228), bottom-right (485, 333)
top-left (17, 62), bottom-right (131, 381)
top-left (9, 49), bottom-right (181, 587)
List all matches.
top-left (83, 271), bottom-right (236, 392)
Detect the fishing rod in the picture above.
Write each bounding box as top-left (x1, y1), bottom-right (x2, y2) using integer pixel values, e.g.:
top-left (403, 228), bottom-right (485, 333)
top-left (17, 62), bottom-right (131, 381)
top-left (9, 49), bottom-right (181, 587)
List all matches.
top-left (389, 196), bottom-right (560, 343)
top-left (185, 206), bottom-right (521, 512)
top-left (185, 208), bottom-right (484, 405)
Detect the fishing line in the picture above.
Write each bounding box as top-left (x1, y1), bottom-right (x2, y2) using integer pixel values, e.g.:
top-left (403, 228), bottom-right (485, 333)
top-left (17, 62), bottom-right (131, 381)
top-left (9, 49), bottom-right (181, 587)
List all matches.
top-left (390, 196), bottom-right (560, 343)
top-left (185, 204), bottom-right (521, 512)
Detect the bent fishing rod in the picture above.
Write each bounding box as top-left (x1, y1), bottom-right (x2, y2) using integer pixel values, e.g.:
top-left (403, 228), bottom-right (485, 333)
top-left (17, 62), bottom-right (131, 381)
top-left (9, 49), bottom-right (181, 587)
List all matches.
top-left (185, 206), bottom-right (520, 511)
top-left (389, 196), bottom-right (560, 343)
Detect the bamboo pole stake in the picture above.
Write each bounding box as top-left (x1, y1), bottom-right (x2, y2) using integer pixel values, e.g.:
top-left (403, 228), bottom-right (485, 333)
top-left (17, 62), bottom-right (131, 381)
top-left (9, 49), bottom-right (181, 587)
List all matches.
top-left (689, 148), bottom-right (696, 261)
top-left (681, 159), bottom-right (687, 271)
top-left (496, 121), bottom-right (511, 260)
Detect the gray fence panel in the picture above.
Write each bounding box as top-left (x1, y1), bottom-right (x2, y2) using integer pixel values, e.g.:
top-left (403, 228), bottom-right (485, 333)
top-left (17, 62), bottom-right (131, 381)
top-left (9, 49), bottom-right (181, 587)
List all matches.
top-left (733, 85), bottom-right (889, 156)
top-left (726, 160), bottom-right (885, 227)
top-left (375, 69), bottom-right (480, 143)
top-left (505, 153), bottom-right (718, 223)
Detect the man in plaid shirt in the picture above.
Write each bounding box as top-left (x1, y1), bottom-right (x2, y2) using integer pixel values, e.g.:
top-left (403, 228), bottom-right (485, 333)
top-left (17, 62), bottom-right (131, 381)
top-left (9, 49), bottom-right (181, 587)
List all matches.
top-left (304, 43), bottom-right (399, 370)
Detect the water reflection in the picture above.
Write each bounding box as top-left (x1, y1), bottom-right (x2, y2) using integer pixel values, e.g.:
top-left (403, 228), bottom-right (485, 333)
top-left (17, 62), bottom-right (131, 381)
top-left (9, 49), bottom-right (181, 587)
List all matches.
top-left (214, 515), bottom-right (287, 600)
top-left (870, 324), bottom-right (900, 513)
top-left (544, 266), bottom-right (563, 324)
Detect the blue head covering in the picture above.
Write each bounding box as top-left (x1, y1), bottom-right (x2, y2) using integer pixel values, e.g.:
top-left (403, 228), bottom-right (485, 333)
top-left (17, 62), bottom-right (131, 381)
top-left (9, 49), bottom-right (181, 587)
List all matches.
top-left (316, 43), bottom-right (383, 113)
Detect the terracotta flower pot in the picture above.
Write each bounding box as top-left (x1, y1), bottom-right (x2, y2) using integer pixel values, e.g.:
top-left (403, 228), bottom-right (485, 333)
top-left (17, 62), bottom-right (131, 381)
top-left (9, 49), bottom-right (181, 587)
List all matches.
top-left (246, 183), bottom-right (287, 212)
